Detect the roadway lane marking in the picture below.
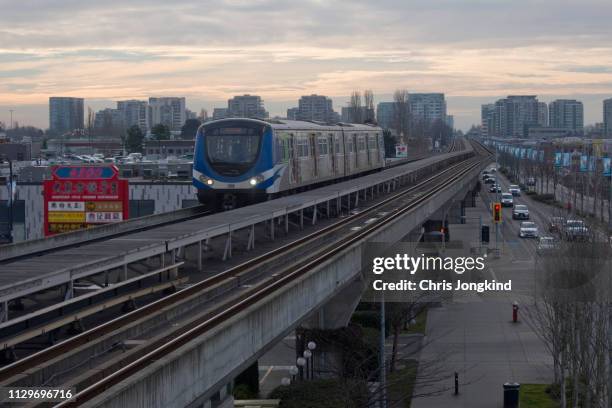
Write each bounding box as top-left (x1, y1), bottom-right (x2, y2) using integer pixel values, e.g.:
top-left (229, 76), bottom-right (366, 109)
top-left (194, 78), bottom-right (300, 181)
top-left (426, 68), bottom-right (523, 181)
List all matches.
top-left (259, 365), bottom-right (274, 385)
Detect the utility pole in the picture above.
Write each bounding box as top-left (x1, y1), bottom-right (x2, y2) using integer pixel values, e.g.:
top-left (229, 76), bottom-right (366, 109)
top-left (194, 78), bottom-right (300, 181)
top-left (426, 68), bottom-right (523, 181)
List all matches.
top-left (495, 144), bottom-right (500, 251)
top-left (379, 291), bottom-right (387, 408)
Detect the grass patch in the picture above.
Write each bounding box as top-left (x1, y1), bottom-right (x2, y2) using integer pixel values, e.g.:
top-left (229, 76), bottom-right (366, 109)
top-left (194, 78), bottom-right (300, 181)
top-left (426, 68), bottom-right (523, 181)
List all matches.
top-left (403, 310), bottom-right (428, 334)
top-left (519, 384), bottom-right (559, 408)
top-left (387, 360), bottom-right (419, 408)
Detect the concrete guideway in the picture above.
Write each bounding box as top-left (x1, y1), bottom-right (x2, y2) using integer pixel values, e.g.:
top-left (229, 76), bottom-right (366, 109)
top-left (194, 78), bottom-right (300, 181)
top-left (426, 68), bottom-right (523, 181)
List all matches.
top-left (60, 145), bottom-right (488, 408)
top-left (0, 146), bottom-right (472, 314)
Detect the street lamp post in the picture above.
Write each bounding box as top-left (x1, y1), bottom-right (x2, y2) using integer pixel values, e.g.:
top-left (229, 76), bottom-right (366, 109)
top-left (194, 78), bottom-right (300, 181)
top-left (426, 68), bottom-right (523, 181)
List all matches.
top-left (289, 365), bottom-right (299, 383)
top-left (307, 341), bottom-right (317, 380)
top-left (303, 350), bottom-right (312, 380)
top-left (296, 357), bottom-right (306, 381)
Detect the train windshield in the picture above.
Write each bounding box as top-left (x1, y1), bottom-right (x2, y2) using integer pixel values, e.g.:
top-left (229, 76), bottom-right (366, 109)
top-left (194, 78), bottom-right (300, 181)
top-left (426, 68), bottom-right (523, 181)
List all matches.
top-left (205, 123), bottom-right (264, 175)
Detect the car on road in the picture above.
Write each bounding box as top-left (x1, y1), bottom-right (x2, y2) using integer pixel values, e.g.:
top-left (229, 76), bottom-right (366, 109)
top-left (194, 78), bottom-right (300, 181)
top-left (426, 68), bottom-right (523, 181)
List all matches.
top-left (482, 171), bottom-right (491, 180)
top-left (526, 177), bottom-right (536, 186)
top-left (519, 221), bottom-right (539, 238)
top-left (484, 176), bottom-right (496, 184)
top-left (548, 216), bottom-right (565, 233)
top-left (508, 184), bottom-right (521, 196)
top-left (501, 193), bottom-right (514, 207)
top-left (489, 184), bottom-right (501, 193)
top-left (562, 219), bottom-right (589, 241)
top-left (537, 236), bottom-right (557, 254)
top-left (512, 204), bottom-right (529, 220)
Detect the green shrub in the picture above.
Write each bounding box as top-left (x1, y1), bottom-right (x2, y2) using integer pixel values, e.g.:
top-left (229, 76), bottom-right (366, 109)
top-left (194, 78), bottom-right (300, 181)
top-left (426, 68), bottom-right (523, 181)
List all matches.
top-left (233, 383), bottom-right (257, 400)
top-left (270, 379), bottom-right (368, 408)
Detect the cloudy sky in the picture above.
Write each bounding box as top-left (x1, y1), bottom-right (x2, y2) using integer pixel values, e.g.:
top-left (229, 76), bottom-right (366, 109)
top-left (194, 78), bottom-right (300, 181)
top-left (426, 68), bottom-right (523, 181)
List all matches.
top-left (1, 0), bottom-right (612, 130)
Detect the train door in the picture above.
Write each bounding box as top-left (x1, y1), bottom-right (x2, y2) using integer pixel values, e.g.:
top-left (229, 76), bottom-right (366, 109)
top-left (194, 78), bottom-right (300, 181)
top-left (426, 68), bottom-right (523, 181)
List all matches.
top-left (329, 133), bottom-right (336, 175)
top-left (309, 133), bottom-right (318, 178)
top-left (365, 133), bottom-right (372, 166)
top-left (341, 129), bottom-right (349, 175)
top-left (373, 133), bottom-right (380, 164)
top-left (352, 134), bottom-right (358, 169)
top-left (289, 134), bottom-right (299, 184)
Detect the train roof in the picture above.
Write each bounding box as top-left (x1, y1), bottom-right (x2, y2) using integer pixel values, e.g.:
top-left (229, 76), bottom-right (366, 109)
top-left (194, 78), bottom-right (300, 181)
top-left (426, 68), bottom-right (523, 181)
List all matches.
top-left (202, 118), bottom-right (382, 132)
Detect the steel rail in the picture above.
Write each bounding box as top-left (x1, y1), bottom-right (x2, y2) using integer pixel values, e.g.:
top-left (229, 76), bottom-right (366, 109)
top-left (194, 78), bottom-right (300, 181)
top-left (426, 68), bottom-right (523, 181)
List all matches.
top-left (1, 142), bottom-right (475, 386)
top-left (54, 144), bottom-right (487, 407)
top-left (0, 142), bottom-right (469, 383)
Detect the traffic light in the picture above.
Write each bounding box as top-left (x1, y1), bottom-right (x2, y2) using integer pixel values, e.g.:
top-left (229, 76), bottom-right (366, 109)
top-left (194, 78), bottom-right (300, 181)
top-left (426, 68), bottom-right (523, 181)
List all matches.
top-left (493, 202), bottom-right (502, 223)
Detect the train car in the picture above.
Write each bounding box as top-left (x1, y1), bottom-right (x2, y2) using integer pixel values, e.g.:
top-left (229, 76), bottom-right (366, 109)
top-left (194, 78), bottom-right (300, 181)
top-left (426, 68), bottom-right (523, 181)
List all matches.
top-left (192, 118), bottom-right (385, 209)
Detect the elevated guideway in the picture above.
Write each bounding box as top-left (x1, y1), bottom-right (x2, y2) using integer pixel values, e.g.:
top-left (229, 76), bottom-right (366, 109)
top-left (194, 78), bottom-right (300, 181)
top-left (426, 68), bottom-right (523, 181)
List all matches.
top-left (0, 140), bottom-right (493, 408)
top-left (0, 143), bottom-right (471, 322)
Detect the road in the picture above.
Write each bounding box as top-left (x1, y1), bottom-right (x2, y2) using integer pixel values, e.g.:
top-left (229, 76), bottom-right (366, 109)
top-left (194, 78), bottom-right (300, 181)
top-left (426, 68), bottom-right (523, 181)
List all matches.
top-left (412, 168), bottom-right (559, 408)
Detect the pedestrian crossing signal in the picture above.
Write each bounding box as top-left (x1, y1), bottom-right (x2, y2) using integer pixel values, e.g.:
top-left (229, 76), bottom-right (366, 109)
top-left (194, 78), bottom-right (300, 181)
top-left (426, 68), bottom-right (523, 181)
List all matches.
top-left (493, 203), bottom-right (502, 223)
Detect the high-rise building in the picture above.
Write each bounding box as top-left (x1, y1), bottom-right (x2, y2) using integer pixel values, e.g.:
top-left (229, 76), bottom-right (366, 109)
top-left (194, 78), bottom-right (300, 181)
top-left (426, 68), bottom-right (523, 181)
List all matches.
top-left (148, 97), bottom-right (186, 131)
top-left (376, 102), bottom-right (395, 130)
top-left (481, 104), bottom-right (495, 138)
top-left (286, 107), bottom-right (299, 120)
top-left (549, 99), bottom-right (583, 134)
top-left (117, 100), bottom-right (148, 131)
top-left (408, 93), bottom-right (446, 123)
top-left (49, 97), bottom-right (84, 134)
top-left (227, 94), bottom-right (268, 119)
top-left (295, 94), bottom-right (337, 122)
top-left (212, 108), bottom-right (228, 120)
top-left (538, 102), bottom-right (548, 127)
top-left (445, 115), bottom-right (454, 130)
top-left (93, 108), bottom-right (123, 130)
top-left (604, 98), bottom-right (612, 138)
top-left (491, 95), bottom-right (541, 138)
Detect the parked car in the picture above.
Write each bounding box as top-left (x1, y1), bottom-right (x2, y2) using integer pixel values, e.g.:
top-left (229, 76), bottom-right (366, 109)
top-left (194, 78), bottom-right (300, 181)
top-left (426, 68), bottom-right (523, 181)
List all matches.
top-left (508, 184), bottom-right (521, 196)
top-left (512, 204), bottom-right (529, 220)
top-left (501, 193), bottom-right (514, 207)
top-left (548, 216), bottom-right (566, 233)
top-left (519, 221), bottom-right (539, 238)
top-left (562, 220), bottom-right (589, 241)
top-left (537, 236), bottom-right (557, 254)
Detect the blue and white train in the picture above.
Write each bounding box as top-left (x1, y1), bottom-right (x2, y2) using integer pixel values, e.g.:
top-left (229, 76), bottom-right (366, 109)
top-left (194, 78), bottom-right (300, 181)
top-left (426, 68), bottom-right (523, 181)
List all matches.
top-left (192, 118), bottom-right (385, 209)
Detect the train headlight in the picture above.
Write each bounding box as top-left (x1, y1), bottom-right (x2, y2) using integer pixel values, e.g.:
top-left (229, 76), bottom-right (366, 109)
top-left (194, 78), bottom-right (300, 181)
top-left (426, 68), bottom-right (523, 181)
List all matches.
top-left (199, 175), bottom-right (214, 186)
top-left (248, 175), bottom-right (264, 186)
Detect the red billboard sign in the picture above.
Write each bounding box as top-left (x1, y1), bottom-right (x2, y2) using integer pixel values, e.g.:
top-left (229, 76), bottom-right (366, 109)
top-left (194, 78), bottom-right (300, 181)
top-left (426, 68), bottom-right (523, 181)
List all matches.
top-left (43, 165), bottom-right (129, 236)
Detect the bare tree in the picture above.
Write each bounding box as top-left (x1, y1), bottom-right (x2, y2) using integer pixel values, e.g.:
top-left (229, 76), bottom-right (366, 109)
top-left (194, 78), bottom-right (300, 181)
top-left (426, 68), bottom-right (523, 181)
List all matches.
top-left (349, 91), bottom-right (363, 124)
top-left (393, 89), bottom-right (409, 144)
top-left (525, 220), bottom-right (611, 408)
top-left (364, 89), bottom-right (375, 123)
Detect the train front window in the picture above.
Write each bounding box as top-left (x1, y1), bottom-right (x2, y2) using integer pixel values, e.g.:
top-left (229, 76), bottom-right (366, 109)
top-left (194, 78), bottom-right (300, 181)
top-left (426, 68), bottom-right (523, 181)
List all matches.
top-left (205, 124), bottom-right (264, 175)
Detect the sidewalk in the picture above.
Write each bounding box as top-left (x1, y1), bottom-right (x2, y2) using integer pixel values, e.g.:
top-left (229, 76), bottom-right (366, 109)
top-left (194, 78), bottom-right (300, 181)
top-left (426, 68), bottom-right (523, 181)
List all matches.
top-left (411, 196), bottom-right (552, 408)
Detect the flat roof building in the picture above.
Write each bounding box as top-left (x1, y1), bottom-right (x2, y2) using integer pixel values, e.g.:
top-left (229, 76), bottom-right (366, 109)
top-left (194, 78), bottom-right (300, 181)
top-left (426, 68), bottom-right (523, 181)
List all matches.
top-left (49, 97), bottom-right (84, 135)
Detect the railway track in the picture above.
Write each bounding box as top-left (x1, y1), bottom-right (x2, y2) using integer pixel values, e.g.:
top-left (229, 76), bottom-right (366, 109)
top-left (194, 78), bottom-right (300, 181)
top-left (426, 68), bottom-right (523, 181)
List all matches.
top-left (0, 142), bottom-right (460, 362)
top-left (0, 144), bottom-right (455, 265)
top-left (0, 140), bottom-right (490, 407)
